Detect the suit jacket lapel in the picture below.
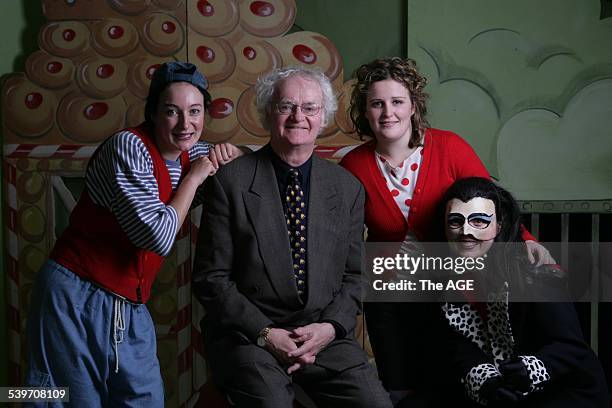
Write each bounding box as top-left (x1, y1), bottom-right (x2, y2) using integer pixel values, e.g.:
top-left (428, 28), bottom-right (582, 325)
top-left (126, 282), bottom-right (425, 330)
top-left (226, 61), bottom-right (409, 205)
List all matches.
top-left (306, 155), bottom-right (340, 306)
top-left (243, 145), bottom-right (301, 307)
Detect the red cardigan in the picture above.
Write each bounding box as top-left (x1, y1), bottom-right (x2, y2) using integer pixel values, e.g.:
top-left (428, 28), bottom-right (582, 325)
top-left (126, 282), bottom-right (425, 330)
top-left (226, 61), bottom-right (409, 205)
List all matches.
top-left (340, 128), bottom-right (535, 242)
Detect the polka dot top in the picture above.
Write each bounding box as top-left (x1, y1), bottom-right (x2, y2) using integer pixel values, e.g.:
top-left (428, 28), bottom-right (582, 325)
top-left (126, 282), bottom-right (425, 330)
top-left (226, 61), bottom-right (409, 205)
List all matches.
top-left (374, 145), bottom-right (424, 220)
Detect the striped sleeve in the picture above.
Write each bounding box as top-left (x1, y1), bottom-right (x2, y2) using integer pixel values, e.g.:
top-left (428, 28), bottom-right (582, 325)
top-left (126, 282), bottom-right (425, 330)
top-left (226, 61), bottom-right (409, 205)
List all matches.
top-left (189, 141), bottom-right (211, 161)
top-left (167, 141), bottom-right (211, 186)
top-left (86, 130), bottom-right (179, 256)
top-left (189, 141), bottom-right (211, 208)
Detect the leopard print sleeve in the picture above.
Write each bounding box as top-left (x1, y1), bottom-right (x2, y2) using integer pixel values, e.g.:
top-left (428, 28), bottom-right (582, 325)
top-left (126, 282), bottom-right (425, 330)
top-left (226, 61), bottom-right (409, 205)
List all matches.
top-left (519, 355), bottom-right (551, 392)
top-left (463, 363), bottom-right (502, 405)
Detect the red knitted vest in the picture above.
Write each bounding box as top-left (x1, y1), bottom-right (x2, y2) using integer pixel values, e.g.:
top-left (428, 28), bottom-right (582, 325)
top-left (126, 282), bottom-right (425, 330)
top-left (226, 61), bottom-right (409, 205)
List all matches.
top-left (51, 123), bottom-right (190, 302)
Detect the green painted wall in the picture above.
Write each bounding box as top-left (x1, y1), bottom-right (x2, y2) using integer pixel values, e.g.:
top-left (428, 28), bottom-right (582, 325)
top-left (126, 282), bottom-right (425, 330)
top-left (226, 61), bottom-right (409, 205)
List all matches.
top-left (0, 2), bottom-right (44, 76)
top-left (408, 0), bottom-right (612, 200)
top-left (294, 0), bottom-right (407, 79)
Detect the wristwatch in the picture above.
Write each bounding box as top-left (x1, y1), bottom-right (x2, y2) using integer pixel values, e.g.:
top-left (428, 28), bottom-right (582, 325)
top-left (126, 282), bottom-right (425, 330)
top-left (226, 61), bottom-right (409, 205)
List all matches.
top-left (256, 327), bottom-right (271, 347)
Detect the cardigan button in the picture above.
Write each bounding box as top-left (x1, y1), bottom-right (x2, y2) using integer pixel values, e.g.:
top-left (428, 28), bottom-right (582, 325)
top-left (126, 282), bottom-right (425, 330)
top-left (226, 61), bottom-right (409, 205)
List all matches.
top-left (415, 188), bottom-right (421, 194)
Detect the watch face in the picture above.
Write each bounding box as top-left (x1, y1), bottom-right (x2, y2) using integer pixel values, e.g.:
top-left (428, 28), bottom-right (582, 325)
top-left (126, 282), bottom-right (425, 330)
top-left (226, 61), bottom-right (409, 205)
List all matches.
top-left (257, 336), bottom-right (266, 347)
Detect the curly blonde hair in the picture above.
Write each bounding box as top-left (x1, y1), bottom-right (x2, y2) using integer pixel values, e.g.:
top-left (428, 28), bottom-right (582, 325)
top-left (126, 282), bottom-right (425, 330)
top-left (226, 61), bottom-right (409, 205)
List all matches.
top-left (350, 57), bottom-right (429, 147)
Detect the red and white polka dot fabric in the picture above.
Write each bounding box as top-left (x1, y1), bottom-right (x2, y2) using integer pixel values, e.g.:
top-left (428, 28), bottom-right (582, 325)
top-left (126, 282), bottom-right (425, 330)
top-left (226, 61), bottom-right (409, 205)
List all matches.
top-left (375, 146), bottom-right (424, 219)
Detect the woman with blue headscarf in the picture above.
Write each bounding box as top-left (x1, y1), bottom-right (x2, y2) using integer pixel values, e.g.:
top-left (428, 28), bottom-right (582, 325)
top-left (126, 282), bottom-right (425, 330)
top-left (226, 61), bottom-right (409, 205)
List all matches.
top-left (25, 62), bottom-right (242, 407)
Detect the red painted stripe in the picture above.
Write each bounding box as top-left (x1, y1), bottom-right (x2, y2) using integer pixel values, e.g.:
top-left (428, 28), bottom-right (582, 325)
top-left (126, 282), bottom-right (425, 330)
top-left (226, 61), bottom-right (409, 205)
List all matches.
top-left (176, 261), bottom-right (192, 285)
top-left (7, 207), bottom-right (17, 230)
top-left (57, 145), bottom-right (81, 153)
top-left (4, 161), bottom-right (17, 184)
top-left (178, 347), bottom-right (193, 373)
top-left (192, 326), bottom-right (205, 356)
top-left (183, 261), bottom-right (191, 282)
top-left (170, 306), bottom-right (191, 332)
top-left (13, 144), bottom-right (38, 153)
top-left (177, 263), bottom-right (187, 286)
top-left (7, 257), bottom-right (19, 284)
top-left (190, 223), bottom-right (198, 238)
top-left (314, 146), bottom-right (341, 159)
top-left (177, 220), bottom-right (191, 238)
top-left (6, 144), bottom-right (96, 158)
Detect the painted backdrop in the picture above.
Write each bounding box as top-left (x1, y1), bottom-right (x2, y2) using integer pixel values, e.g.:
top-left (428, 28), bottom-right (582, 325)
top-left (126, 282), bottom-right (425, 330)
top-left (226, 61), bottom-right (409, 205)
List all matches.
top-left (408, 0), bottom-right (612, 200)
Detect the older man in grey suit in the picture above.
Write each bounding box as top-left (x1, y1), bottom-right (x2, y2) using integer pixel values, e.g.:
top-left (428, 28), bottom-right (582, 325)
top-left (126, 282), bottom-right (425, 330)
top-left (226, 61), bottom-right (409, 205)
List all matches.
top-left (192, 66), bottom-right (391, 407)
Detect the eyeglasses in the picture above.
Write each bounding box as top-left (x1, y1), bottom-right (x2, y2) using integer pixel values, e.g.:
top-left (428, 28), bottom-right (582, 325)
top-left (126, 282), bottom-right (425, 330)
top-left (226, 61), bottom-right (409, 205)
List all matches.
top-left (447, 213), bottom-right (495, 230)
top-left (274, 102), bottom-right (322, 116)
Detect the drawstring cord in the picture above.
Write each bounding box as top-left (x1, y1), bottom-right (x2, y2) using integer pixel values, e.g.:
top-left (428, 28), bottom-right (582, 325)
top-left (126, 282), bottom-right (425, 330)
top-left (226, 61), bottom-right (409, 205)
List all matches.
top-left (113, 297), bottom-right (126, 373)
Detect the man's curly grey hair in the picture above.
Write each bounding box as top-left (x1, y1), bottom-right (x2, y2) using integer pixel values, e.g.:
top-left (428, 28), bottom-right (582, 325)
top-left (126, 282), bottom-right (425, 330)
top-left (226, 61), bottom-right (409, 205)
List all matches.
top-left (255, 66), bottom-right (337, 132)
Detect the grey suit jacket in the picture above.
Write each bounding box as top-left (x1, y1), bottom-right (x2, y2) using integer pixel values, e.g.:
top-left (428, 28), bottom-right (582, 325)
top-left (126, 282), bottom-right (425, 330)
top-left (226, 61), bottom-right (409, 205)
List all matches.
top-left (193, 144), bottom-right (366, 371)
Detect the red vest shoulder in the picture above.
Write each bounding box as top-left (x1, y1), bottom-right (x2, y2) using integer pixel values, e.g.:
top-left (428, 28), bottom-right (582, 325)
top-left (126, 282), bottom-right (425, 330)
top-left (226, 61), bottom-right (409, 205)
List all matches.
top-left (51, 125), bottom-right (190, 302)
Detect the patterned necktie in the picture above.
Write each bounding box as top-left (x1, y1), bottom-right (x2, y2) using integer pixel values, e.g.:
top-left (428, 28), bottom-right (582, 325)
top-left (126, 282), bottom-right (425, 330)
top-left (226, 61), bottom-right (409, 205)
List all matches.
top-left (285, 168), bottom-right (307, 300)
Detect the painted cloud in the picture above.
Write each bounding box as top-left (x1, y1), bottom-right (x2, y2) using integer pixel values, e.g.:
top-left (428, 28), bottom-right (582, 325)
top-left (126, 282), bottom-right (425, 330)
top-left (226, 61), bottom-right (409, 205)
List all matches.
top-left (408, 0), bottom-right (612, 199)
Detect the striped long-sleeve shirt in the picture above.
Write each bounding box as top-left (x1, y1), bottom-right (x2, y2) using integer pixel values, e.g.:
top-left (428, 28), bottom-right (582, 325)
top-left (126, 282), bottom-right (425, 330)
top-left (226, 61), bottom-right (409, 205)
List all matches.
top-left (86, 129), bottom-right (210, 257)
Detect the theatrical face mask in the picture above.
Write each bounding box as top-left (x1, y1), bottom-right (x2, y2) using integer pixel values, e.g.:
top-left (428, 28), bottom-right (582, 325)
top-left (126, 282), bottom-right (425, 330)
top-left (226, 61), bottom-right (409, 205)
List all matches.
top-left (445, 197), bottom-right (499, 258)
